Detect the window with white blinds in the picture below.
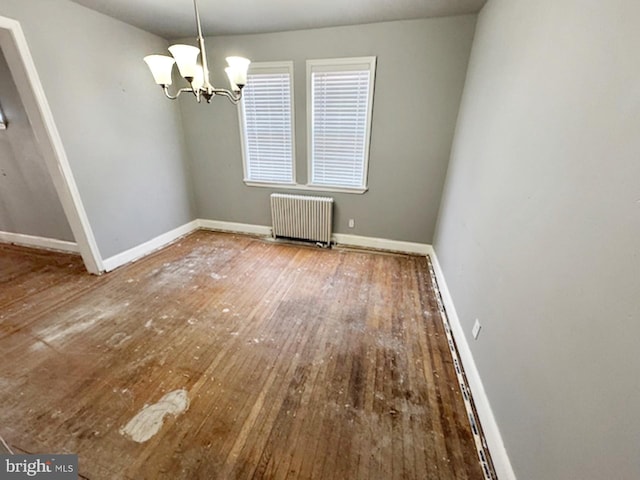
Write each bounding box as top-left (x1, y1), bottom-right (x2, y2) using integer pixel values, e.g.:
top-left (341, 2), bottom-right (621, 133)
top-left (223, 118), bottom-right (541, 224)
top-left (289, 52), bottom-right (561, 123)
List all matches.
top-left (307, 57), bottom-right (376, 192)
top-left (239, 62), bottom-right (295, 185)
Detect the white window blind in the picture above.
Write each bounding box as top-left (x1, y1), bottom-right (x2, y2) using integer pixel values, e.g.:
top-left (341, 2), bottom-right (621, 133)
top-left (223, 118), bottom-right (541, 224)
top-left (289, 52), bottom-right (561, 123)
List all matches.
top-left (240, 62), bottom-right (294, 184)
top-left (308, 58), bottom-right (376, 191)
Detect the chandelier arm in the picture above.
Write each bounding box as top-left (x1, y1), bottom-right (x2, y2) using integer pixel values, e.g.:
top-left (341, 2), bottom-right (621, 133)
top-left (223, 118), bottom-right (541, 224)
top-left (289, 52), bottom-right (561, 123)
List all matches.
top-left (162, 85), bottom-right (195, 100)
top-left (211, 88), bottom-right (243, 104)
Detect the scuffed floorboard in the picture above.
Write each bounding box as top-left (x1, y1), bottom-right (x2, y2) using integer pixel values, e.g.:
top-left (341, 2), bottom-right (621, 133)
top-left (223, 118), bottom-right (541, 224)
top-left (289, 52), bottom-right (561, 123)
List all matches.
top-left (0, 232), bottom-right (484, 479)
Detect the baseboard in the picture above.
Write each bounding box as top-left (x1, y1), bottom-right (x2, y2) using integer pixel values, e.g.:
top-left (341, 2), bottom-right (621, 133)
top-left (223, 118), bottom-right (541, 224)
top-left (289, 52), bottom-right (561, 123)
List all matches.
top-left (99, 219), bottom-right (431, 272)
top-left (197, 219), bottom-right (272, 237)
top-left (428, 246), bottom-right (516, 480)
top-left (102, 220), bottom-right (199, 272)
top-left (0, 231), bottom-right (79, 253)
top-left (196, 221), bottom-right (431, 256)
top-left (333, 233), bottom-right (431, 255)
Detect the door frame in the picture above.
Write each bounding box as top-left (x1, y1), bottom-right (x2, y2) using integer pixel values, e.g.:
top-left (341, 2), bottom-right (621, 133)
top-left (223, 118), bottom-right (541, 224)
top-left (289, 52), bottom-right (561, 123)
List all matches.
top-left (0, 15), bottom-right (103, 274)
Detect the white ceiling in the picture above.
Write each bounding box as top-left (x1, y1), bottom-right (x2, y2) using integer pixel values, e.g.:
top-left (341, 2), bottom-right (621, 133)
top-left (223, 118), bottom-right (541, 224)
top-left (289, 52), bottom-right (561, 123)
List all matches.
top-left (70, 0), bottom-right (487, 39)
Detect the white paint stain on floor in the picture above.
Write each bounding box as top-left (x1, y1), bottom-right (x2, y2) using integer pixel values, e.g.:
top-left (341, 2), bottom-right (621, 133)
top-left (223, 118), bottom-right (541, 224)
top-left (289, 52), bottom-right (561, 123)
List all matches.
top-left (120, 389), bottom-right (189, 443)
top-left (35, 298), bottom-right (130, 345)
top-left (40, 317), bottom-right (100, 344)
top-left (105, 332), bottom-right (131, 348)
top-left (144, 319), bottom-right (164, 334)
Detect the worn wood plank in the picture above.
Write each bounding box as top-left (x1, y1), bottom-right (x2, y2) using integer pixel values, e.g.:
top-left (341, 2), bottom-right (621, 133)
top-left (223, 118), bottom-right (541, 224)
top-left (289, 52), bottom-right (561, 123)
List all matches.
top-left (0, 232), bottom-right (485, 479)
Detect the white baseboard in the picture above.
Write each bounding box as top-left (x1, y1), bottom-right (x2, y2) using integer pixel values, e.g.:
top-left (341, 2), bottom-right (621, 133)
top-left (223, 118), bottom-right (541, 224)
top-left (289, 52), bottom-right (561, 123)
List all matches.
top-left (197, 219), bottom-right (272, 237)
top-left (428, 246), bottom-right (516, 480)
top-left (333, 233), bottom-right (431, 255)
top-left (102, 220), bottom-right (199, 272)
top-left (0, 231), bottom-right (79, 253)
top-left (196, 221), bottom-right (431, 256)
top-left (99, 219), bottom-right (431, 272)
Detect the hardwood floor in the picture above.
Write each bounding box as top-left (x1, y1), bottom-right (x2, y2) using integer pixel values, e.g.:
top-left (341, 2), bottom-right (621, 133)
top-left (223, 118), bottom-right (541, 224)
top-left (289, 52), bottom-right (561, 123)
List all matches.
top-left (0, 232), bottom-right (485, 479)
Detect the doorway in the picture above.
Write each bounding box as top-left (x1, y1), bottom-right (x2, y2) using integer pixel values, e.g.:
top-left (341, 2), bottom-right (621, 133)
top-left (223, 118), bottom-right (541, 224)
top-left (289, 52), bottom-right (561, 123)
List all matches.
top-left (0, 16), bottom-right (102, 274)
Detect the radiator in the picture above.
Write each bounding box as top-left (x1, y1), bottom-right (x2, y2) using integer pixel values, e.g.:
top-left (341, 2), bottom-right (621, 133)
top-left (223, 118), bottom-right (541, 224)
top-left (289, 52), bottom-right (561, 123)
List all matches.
top-left (270, 193), bottom-right (334, 244)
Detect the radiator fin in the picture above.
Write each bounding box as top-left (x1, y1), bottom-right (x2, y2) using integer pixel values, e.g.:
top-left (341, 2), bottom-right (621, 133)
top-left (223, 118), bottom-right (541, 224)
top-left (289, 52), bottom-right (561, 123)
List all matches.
top-left (270, 193), bottom-right (333, 244)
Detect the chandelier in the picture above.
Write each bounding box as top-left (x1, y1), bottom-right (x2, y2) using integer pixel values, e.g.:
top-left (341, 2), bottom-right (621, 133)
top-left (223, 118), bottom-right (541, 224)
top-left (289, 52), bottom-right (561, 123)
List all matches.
top-left (143, 0), bottom-right (251, 104)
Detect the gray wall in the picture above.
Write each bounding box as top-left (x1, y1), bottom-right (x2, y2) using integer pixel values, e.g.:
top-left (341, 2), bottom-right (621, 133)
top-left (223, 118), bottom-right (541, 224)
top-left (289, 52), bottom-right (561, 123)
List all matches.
top-left (178, 17), bottom-right (476, 244)
top-left (434, 0), bottom-right (640, 478)
top-left (0, 0), bottom-right (195, 259)
top-left (0, 49), bottom-right (73, 241)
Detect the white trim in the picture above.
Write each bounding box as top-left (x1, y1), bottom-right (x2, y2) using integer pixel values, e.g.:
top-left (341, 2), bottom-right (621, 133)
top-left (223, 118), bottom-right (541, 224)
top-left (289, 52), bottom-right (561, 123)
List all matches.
top-left (101, 220), bottom-right (270, 272)
top-left (306, 56), bottom-right (376, 191)
top-left (0, 16), bottom-right (103, 274)
top-left (0, 231), bottom-right (79, 253)
top-left (428, 246), bottom-right (517, 480)
top-left (243, 181), bottom-right (298, 189)
top-left (98, 218), bottom-right (431, 272)
top-left (101, 220), bottom-right (199, 272)
top-left (242, 181), bottom-right (368, 195)
top-left (305, 183), bottom-right (368, 195)
top-left (305, 56), bottom-right (378, 70)
top-left (198, 221), bottom-right (431, 256)
top-left (0, 101), bottom-right (6, 128)
top-left (197, 219), bottom-right (272, 237)
top-left (332, 233), bottom-right (430, 255)
top-left (238, 61), bottom-right (296, 185)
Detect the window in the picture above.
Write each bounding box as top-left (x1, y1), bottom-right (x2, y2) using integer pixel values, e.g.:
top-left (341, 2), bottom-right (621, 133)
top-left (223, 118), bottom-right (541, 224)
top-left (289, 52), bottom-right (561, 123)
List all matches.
top-left (239, 62), bottom-right (295, 185)
top-left (307, 57), bottom-right (376, 193)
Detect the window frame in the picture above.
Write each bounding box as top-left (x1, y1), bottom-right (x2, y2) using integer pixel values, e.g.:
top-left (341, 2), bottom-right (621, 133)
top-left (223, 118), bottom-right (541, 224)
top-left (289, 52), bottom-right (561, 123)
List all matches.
top-left (306, 56), bottom-right (376, 194)
top-left (237, 61), bottom-right (296, 187)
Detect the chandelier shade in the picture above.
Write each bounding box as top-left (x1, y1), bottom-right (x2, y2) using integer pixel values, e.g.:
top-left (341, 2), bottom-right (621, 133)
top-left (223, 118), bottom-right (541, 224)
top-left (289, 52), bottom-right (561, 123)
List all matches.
top-left (143, 0), bottom-right (250, 104)
top-left (143, 55), bottom-right (176, 86)
top-left (225, 56), bottom-right (251, 89)
top-left (167, 44), bottom-right (201, 80)
top-left (224, 67), bottom-right (239, 92)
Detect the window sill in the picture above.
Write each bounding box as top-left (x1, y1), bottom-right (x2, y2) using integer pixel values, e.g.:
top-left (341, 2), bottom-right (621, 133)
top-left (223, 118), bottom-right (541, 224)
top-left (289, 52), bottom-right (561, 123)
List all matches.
top-left (243, 180), bottom-right (367, 195)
